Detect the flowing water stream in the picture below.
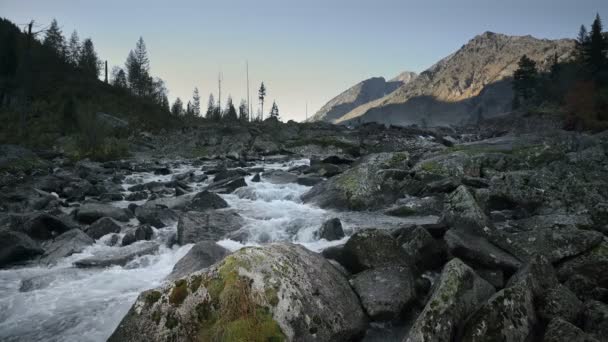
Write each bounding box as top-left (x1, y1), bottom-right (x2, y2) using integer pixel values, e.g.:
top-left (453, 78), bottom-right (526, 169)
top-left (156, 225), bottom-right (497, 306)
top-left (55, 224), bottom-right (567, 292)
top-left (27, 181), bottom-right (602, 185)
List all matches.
top-left (0, 158), bottom-right (436, 342)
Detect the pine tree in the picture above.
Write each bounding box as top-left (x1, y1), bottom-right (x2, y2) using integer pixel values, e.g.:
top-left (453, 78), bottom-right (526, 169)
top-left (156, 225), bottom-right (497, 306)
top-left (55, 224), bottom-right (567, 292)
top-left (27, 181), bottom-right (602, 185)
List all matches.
top-left (66, 30), bottom-right (80, 66)
top-left (171, 97), bottom-right (184, 116)
top-left (269, 100), bottom-right (279, 119)
top-left (78, 38), bottom-right (100, 78)
top-left (125, 37), bottom-right (152, 97)
top-left (258, 82), bottom-right (266, 120)
top-left (192, 88), bottom-right (201, 116)
top-left (224, 96), bottom-right (238, 121)
top-left (111, 67), bottom-right (128, 88)
top-left (238, 99), bottom-right (248, 121)
top-left (512, 55), bottom-right (538, 108)
top-left (43, 19), bottom-right (65, 58)
top-left (588, 13), bottom-right (608, 73)
top-left (151, 77), bottom-right (168, 106)
top-left (206, 94), bottom-right (216, 119)
top-left (576, 25), bottom-right (590, 64)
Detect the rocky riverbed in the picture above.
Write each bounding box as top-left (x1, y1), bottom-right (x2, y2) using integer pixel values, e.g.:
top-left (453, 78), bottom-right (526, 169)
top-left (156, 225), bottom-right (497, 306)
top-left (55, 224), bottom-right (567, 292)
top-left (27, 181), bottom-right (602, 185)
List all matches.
top-left (1, 122), bottom-right (608, 342)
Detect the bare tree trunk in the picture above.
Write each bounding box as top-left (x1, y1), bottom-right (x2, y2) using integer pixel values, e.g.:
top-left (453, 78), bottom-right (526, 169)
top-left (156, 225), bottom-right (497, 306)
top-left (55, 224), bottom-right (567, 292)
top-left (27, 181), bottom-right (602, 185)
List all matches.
top-left (104, 60), bottom-right (108, 83)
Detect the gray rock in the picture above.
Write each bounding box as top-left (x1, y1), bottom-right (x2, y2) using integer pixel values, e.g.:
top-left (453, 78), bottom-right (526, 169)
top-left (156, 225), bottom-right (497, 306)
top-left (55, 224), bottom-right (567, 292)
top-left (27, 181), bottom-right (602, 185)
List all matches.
top-left (187, 190), bottom-right (228, 211)
top-left (262, 169), bottom-right (298, 184)
top-left (168, 241), bottom-right (229, 280)
top-left (494, 225), bottom-right (603, 263)
top-left (134, 205), bottom-right (178, 228)
top-left (125, 191), bottom-right (148, 201)
top-left (213, 168), bottom-right (247, 182)
top-left (397, 226), bottom-right (446, 271)
top-left (85, 217), bottom-right (122, 239)
top-left (40, 229), bottom-right (94, 264)
top-left (543, 317), bottom-right (599, 342)
top-left (507, 254), bottom-right (558, 298)
top-left (461, 282), bottom-right (537, 342)
top-left (582, 300), bottom-right (608, 341)
top-left (296, 175), bottom-right (323, 186)
top-left (205, 176), bottom-right (247, 194)
top-left (440, 185), bottom-right (492, 235)
top-left (122, 224), bottom-right (154, 246)
top-left (99, 192), bottom-right (124, 202)
top-left (385, 196), bottom-right (443, 217)
top-left (317, 218), bottom-right (345, 241)
top-left (444, 228), bottom-right (521, 272)
top-left (350, 266), bottom-right (416, 321)
top-left (75, 203), bottom-right (131, 223)
top-left (342, 229), bottom-right (409, 273)
top-left (251, 173), bottom-right (261, 182)
top-left (0, 228), bottom-right (44, 267)
top-left (557, 242), bottom-right (608, 290)
top-left (108, 243), bottom-right (367, 341)
top-left (176, 210), bottom-right (244, 245)
top-left (20, 213), bottom-right (73, 240)
top-left (538, 284), bottom-right (584, 324)
top-left (475, 268), bottom-right (505, 288)
top-left (74, 241), bottom-right (159, 268)
top-left (404, 258), bottom-right (495, 342)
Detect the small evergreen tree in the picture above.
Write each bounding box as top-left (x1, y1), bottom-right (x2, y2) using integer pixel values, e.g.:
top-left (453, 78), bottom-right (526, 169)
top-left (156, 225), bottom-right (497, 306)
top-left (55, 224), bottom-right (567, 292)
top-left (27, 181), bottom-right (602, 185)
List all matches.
top-left (269, 100), bottom-right (279, 119)
top-left (66, 30), bottom-right (80, 66)
top-left (258, 82), bottom-right (266, 120)
top-left (111, 67), bottom-right (128, 88)
top-left (206, 94), bottom-right (216, 119)
top-left (576, 25), bottom-right (590, 64)
top-left (588, 13), bottom-right (608, 73)
top-left (238, 99), bottom-right (248, 121)
top-left (512, 55), bottom-right (538, 108)
top-left (125, 37), bottom-right (152, 97)
top-left (43, 19), bottom-right (65, 58)
top-left (224, 96), bottom-right (238, 121)
top-left (171, 97), bottom-right (184, 116)
top-left (192, 87), bottom-right (201, 116)
top-left (78, 38), bottom-right (101, 78)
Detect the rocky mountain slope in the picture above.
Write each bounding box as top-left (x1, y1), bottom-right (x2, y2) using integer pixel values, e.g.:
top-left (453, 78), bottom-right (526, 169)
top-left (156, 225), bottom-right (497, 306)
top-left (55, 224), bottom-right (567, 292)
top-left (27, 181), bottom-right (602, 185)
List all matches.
top-left (308, 72), bottom-right (417, 123)
top-left (316, 32), bottom-right (574, 126)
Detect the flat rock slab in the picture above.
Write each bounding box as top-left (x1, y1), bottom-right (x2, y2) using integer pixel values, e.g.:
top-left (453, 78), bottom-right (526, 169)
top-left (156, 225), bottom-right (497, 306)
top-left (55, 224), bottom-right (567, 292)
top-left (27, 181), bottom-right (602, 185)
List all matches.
top-left (75, 203), bottom-right (131, 223)
top-left (73, 241), bottom-right (159, 268)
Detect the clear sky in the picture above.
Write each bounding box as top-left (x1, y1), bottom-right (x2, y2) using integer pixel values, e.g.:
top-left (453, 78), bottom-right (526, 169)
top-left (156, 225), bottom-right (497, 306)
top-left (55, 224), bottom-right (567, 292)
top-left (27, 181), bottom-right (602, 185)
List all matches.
top-left (2, 0), bottom-right (607, 121)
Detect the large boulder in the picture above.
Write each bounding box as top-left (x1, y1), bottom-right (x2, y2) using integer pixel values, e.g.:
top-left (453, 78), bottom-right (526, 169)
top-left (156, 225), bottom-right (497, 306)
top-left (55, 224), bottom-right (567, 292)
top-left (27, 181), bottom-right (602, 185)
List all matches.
top-left (461, 282), bottom-right (537, 342)
top-left (493, 226), bottom-right (602, 264)
top-left (507, 254), bottom-right (559, 298)
top-left (134, 205), bottom-right (178, 228)
top-left (122, 224), bottom-right (154, 246)
top-left (75, 203), bottom-right (131, 223)
top-left (177, 210), bottom-right (245, 245)
top-left (342, 229), bottom-right (409, 273)
top-left (213, 168), bottom-right (247, 182)
top-left (543, 317), bottom-right (599, 342)
top-left (74, 241), bottom-right (159, 268)
top-left (168, 241), bottom-right (230, 280)
top-left (396, 226), bottom-right (446, 271)
top-left (538, 284), bottom-right (584, 324)
top-left (404, 258), bottom-right (495, 342)
top-left (582, 300), bottom-right (608, 341)
top-left (444, 228), bottom-right (521, 272)
top-left (20, 213), bottom-right (73, 240)
top-left (350, 266), bottom-right (416, 321)
top-left (108, 243), bottom-right (367, 341)
top-left (301, 152), bottom-right (409, 210)
top-left (317, 218), bottom-right (345, 241)
top-left (205, 176), bottom-right (247, 194)
top-left (261, 170), bottom-right (298, 184)
top-left (0, 228), bottom-right (44, 267)
top-left (440, 185), bottom-right (492, 235)
top-left (187, 191), bottom-right (228, 211)
top-left (557, 242), bottom-right (608, 290)
top-left (40, 229), bottom-right (94, 264)
top-left (85, 217), bottom-right (122, 239)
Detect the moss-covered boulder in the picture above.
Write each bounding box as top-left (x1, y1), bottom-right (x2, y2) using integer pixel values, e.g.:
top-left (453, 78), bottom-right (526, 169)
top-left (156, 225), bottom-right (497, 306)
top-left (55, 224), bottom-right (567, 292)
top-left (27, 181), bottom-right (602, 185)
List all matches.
top-left (461, 282), bottom-right (537, 342)
top-left (404, 258), bottom-right (495, 342)
top-left (444, 228), bottom-right (521, 272)
top-left (108, 243), bottom-right (367, 341)
top-left (543, 317), bottom-right (599, 342)
top-left (537, 284), bottom-right (584, 324)
top-left (440, 185), bottom-right (492, 235)
top-left (301, 152), bottom-right (409, 210)
top-left (506, 254), bottom-right (558, 298)
top-left (341, 229), bottom-right (409, 273)
top-left (557, 241), bottom-right (608, 290)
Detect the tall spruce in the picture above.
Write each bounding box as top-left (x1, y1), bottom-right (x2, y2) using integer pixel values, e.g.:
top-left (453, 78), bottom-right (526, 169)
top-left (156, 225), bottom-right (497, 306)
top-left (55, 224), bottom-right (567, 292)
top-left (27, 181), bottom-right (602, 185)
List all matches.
top-left (269, 100), bottom-right (279, 119)
top-left (588, 13), bottom-right (608, 73)
top-left (78, 38), bottom-right (100, 78)
top-left (224, 96), bottom-right (238, 121)
top-left (512, 55), bottom-right (538, 108)
top-left (171, 97), bottom-right (184, 116)
top-left (125, 37), bottom-right (152, 97)
top-left (238, 99), bottom-right (248, 121)
top-left (111, 67), bottom-right (128, 88)
top-left (43, 19), bottom-right (65, 58)
top-left (192, 88), bottom-right (201, 116)
top-left (66, 30), bottom-right (80, 66)
top-left (206, 94), bottom-right (216, 119)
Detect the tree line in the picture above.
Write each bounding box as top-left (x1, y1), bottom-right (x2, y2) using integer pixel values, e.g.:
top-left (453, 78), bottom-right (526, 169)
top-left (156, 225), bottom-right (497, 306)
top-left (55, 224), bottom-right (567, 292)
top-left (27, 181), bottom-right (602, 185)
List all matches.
top-left (511, 13), bottom-right (608, 130)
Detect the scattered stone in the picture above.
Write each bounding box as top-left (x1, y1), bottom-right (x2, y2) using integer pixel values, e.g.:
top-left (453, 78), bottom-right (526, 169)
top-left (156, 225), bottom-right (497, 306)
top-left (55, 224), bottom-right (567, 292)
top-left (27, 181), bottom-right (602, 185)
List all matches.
top-left (205, 176), bottom-right (247, 194)
top-left (75, 203), bottom-right (131, 223)
top-left (213, 168), bottom-right (247, 182)
top-left (125, 191), bottom-right (148, 201)
top-left (296, 175), bottom-right (323, 186)
top-left (251, 173), bottom-right (261, 182)
top-left (317, 218), bottom-right (345, 241)
top-left (341, 229), bottom-right (408, 273)
top-left (440, 185), bottom-right (492, 235)
top-left (404, 258), bottom-right (495, 342)
top-left (176, 210), bottom-right (244, 245)
top-left (122, 224), bottom-right (154, 246)
top-left (187, 190), bottom-right (228, 211)
top-left (262, 169), bottom-right (298, 184)
top-left (85, 217), bottom-right (122, 239)
top-left (350, 266), bottom-right (416, 321)
top-left (507, 254), bottom-right (558, 298)
top-left (168, 241), bottom-right (229, 279)
top-left (40, 229), bottom-right (94, 264)
top-left (99, 193), bottom-right (124, 202)
top-left (0, 228), bottom-right (44, 267)
top-left (134, 205), bottom-right (178, 228)
top-left (461, 282), bottom-right (537, 342)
